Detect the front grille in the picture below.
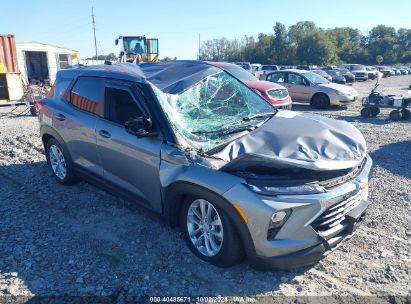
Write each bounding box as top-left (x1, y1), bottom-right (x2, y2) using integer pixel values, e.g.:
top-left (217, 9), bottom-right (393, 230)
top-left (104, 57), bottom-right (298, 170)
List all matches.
top-left (355, 72), bottom-right (366, 77)
top-left (319, 157), bottom-right (366, 189)
top-left (311, 190), bottom-right (365, 248)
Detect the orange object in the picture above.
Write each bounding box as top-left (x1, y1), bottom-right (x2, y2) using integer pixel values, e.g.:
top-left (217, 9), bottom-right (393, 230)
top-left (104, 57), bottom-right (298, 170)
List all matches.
top-left (0, 35), bottom-right (19, 73)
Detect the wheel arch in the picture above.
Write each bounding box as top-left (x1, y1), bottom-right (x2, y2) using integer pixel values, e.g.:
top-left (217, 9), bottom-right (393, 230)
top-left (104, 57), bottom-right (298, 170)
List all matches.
top-left (41, 125), bottom-right (66, 150)
top-left (40, 125), bottom-right (74, 166)
top-left (163, 181), bottom-right (256, 255)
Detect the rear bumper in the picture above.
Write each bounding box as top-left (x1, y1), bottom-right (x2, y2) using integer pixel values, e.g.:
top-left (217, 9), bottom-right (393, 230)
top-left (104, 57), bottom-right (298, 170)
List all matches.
top-left (249, 199), bottom-right (368, 270)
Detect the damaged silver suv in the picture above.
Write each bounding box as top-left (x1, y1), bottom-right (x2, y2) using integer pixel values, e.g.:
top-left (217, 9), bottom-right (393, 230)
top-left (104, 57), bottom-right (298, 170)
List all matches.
top-left (37, 61), bottom-right (372, 270)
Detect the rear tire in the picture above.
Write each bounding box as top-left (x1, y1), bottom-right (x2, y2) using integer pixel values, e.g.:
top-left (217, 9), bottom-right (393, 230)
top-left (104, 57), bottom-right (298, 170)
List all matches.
top-left (360, 107), bottom-right (372, 117)
top-left (180, 196), bottom-right (244, 268)
top-left (311, 94), bottom-right (330, 109)
top-left (389, 110), bottom-right (401, 121)
top-left (45, 138), bottom-right (78, 185)
top-left (401, 109), bottom-right (410, 120)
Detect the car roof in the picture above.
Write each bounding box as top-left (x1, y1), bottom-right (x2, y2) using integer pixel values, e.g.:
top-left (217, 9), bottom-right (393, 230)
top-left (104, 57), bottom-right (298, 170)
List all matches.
top-left (207, 61), bottom-right (237, 68)
top-left (57, 60), bottom-right (221, 94)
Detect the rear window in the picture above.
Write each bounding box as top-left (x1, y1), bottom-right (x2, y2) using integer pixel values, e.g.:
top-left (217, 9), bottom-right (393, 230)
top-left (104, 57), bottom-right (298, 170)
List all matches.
top-left (70, 77), bottom-right (103, 114)
top-left (54, 76), bottom-right (72, 98)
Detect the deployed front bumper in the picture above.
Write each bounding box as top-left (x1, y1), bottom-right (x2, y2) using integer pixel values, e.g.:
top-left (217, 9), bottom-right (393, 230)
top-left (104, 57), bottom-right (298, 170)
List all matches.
top-left (223, 156), bottom-right (373, 270)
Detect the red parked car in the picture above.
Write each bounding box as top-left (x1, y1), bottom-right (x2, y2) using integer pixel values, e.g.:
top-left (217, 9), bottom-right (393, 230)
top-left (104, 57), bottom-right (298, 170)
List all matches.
top-left (208, 62), bottom-right (292, 109)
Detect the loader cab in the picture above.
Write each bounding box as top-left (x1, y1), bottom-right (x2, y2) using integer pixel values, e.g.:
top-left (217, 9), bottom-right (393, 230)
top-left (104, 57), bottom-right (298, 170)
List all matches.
top-left (116, 36), bottom-right (159, 63)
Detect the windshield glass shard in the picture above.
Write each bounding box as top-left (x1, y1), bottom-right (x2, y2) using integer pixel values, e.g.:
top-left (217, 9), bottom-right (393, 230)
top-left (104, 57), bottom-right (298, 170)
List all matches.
top-left (151, 71), bottom-right (274, 152)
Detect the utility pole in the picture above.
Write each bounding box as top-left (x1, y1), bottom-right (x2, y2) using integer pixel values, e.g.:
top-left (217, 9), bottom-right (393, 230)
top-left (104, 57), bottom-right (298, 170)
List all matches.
top-left (198, 33), bottom-right (201, 60)
top-left (91, 7), bottom-right (98, 60)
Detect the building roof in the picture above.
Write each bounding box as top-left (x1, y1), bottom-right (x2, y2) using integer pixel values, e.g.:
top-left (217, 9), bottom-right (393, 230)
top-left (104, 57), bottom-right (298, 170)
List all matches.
top-left (57, 61), bottom-right (221, 94)
top-left (16, 41), bottom-right (78, 52)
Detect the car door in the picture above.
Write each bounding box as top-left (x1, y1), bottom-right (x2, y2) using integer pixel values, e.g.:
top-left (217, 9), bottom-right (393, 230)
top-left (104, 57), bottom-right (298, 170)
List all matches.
top-left (284, 72), bottom-right (311, 103)
top-left (95, 80), bottom-right (163, 212)
top-left (57, 77), bottom-right (104, 177)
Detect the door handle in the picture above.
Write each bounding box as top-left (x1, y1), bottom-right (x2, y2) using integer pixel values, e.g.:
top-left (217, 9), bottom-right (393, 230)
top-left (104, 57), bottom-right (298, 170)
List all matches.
top-left (55, 113), bottom-right (66, 121)
top-left (98, 130), bottom-right (111, 139)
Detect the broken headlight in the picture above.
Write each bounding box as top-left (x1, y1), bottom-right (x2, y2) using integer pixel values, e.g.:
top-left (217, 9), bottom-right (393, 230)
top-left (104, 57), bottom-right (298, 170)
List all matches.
top-left (248, 184), bottom-right (325, 195)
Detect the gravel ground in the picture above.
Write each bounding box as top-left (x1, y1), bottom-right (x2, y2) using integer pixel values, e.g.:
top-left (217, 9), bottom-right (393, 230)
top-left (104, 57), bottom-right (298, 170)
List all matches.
top-left (0, 75), bottom-right (410, 303)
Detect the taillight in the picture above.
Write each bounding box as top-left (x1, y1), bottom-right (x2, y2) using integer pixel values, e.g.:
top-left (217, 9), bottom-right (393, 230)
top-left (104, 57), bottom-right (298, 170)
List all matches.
top-left (46, 86), bottom-right (54, 97)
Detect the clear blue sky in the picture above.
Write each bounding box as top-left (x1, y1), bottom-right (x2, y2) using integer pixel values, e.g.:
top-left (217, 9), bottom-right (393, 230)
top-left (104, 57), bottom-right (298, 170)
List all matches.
top-left (1, 0), bottom-right (410, 59)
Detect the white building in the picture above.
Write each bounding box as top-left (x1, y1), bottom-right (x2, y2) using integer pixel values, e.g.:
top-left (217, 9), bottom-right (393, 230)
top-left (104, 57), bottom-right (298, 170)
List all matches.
top-left (16, 41), bottom-right (78, 84)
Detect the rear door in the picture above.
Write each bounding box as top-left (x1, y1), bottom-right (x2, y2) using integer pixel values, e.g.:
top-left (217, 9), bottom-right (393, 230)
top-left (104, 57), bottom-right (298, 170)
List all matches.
top-left (96, 80), bottom-right (163, 212)
top-left (57, 77), bottom-right (104, 176)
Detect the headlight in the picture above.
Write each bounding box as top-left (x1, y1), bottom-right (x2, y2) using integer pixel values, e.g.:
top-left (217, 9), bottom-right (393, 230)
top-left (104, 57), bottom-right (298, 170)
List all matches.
top-left (267, 89), bottom-right (289, 100)
top-left (267, 209), bottom-right (292, 239)
top-left (248, 184), bottom-right (325, 195)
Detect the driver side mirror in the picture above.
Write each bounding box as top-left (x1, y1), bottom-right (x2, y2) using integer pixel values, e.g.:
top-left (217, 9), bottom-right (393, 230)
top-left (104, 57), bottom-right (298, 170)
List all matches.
top-left (115, 39), bottom-right (119, 46)
top-left (124, 117), bottom-right (156, 138)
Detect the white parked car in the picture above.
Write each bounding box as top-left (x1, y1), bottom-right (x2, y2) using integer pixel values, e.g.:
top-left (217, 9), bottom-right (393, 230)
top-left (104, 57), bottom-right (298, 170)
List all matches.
top-left (255, 65), bottom-right (280, 80)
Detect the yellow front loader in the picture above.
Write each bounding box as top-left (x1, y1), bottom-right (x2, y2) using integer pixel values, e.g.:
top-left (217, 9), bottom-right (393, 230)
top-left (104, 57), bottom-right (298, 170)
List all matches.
top-left (115, 36), bottom-right (159, 63)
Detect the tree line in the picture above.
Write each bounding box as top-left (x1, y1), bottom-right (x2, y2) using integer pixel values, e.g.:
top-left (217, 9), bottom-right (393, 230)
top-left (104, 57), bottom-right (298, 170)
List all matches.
top-left (199, 21), bottom-right (411, 65)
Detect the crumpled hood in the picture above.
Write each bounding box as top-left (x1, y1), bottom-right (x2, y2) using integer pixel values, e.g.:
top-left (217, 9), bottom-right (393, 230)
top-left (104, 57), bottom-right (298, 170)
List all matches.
top-left (214, 111), bottom-right (367, 171)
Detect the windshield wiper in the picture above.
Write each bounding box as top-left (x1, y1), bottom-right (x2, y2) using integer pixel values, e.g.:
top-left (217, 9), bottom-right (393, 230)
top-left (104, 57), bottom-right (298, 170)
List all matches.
top-left (242, 111), bottom-right (277, 122)
top-left (192, 112), bottom-right (276, 136)
top-left (192, 125), bottom-right (254, 136)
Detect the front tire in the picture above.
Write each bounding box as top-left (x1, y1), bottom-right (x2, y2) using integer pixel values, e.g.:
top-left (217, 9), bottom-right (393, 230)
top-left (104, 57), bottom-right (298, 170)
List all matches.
top-left (45, 138), bottom-right (78, 185)
top-left (311, 93), bottom-right (330, 109)
top-left (180, 197), bottom-right (244, 267)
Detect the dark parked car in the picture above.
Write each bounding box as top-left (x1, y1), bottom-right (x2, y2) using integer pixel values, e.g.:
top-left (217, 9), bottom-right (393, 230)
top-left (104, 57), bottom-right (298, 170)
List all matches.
top-left (36, 61), bottom-right (372, 270)
top-left (325, 69), bottom-right (346, 84)
top-left (336, 68), bottom-right (355, 83)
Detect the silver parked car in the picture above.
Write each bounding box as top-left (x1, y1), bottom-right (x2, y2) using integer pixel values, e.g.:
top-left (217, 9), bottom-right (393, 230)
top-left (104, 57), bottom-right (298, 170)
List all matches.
top-left (37, 61), bottom-right (372, 270)
top-left (265, 69), bottom-right (359, 109)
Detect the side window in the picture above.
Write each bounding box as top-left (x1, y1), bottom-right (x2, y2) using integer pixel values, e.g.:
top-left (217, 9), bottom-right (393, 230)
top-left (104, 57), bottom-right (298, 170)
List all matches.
top-left (105, 87), bottom-right (143, 125)
top-left (267, 72), bottom-right (285, 83)
top-left (70, 78), bottom-right (102, 114)
top-left (288, 73), bottom-right (304, 85)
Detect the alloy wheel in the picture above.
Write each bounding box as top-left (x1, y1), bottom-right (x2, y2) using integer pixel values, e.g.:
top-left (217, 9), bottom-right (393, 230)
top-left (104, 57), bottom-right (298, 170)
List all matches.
top-left (49, 145), bottom-right (67, 180)
top-left (186, 199), bottom-right (223, 257)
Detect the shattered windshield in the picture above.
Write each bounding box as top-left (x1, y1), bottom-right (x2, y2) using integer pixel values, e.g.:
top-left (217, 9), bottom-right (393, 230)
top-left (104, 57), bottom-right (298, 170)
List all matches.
top-left (152, 71), bottom-right (274, 152)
